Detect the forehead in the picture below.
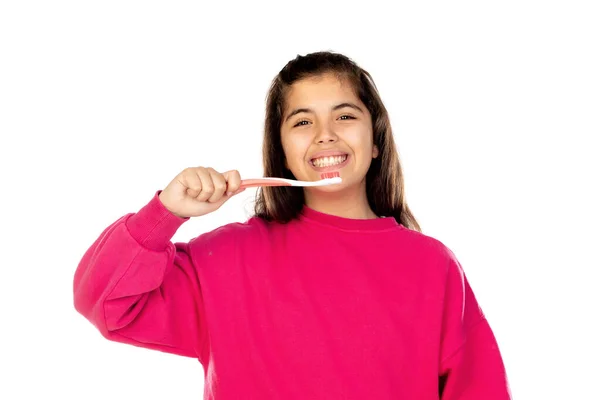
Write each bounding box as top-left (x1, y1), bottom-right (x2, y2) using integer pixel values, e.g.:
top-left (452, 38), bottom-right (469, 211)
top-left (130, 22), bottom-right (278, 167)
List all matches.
top-left (284, 73), bottom-right (359, 109)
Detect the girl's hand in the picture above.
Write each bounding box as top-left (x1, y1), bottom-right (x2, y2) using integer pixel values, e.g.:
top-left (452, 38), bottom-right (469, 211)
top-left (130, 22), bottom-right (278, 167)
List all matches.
top-left (158, 167), bottom-right (244, 218)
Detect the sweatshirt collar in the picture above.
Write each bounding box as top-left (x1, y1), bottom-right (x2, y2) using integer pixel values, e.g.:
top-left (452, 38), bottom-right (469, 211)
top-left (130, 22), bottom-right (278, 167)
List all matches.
top-left (298, 205), bottom-right (399, 232)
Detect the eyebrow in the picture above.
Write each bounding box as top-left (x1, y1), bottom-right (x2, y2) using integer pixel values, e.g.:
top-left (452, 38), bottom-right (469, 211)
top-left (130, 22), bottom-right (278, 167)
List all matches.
top-left (284, 102), bottom-right (364, 123)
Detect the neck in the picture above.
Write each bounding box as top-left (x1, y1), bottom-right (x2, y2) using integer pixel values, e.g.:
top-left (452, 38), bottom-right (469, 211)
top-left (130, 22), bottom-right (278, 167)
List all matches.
top-left (304, 182), bottom-right (378, 220)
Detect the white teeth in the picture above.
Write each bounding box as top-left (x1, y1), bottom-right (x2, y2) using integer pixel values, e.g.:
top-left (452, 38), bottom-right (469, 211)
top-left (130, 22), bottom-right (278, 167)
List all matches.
top-left (311, 155), bottom-right (347, 167)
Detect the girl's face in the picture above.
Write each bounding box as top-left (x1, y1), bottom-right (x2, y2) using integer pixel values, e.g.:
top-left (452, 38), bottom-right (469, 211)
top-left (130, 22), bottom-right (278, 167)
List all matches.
top-left (280, 73), bottom-right (378, 193)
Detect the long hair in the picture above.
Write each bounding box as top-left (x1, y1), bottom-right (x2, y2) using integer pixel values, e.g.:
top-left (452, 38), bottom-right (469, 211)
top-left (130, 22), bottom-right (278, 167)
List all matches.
top-left (254, 51), bottom-right (421, 232)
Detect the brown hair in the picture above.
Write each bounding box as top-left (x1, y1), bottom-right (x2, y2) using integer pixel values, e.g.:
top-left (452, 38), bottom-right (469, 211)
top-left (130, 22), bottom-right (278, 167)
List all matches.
top-left (254, 51), bottom-right (421, 232)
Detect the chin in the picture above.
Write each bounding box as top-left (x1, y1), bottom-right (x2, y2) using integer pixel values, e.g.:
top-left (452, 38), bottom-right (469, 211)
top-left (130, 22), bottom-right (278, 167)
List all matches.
top-left (312, 185), bottom-right (343, 193)
top-left (308, 179), bottom-right (350, 194)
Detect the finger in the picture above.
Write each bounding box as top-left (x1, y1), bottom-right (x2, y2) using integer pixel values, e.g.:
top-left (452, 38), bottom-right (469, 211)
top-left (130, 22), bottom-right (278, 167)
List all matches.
top-left (223, 170), bottom-right (242, 195)
top-left (181, 168), bottom-right (203, 198)
top-left (207, 168), bottom-right (227, 203)
top-left (195, 168), bottom-right (214, 202)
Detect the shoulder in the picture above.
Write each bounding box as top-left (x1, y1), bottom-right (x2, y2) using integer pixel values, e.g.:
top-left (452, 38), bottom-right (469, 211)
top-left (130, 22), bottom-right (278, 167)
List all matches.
top-left (186, 215), bottom-right (295, 267)
top-left (187, 215), bottom-right (275, 253)
top-left (191, 215), bottom-right (267, 240)
top-left (392, 225), bottom-right (458, 265)
top-left (392, 228), bottom-right (473, 302)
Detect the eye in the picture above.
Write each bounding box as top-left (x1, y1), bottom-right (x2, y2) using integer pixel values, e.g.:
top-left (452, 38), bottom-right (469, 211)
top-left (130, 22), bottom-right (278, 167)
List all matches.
top-left (339, 115), bottom-right (356, 120)
top-left (293, 120), bottom-right (310, 127)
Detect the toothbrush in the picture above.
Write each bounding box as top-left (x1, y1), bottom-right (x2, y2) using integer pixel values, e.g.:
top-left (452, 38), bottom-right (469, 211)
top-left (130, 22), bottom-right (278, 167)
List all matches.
top-left (240, 172), bottom-right (341, 189)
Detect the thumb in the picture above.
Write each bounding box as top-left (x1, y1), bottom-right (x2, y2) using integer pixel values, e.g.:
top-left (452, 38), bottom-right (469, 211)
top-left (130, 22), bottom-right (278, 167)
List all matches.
top-left (211, 187), bottom-right (245, 210)
top-left (227, 187), bottom-right (246, 197)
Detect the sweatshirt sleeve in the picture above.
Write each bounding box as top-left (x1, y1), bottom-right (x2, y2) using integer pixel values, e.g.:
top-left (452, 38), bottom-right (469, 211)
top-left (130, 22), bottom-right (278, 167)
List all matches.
top-left (73, 191), bottom-right (208, 360)
top-left (438, 251), bottom-right (512, 399)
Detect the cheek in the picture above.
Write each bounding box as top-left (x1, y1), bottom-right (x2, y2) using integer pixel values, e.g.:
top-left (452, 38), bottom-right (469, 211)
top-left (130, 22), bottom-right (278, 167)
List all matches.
top-left (345, 127), bottom-right (373, 157)
top-left (281, 135), bottom-right (306, 167)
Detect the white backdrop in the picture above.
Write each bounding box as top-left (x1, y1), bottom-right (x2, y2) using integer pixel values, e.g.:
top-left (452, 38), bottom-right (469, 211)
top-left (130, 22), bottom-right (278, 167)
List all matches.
top-left (1, 1), bottom-right (598, 399)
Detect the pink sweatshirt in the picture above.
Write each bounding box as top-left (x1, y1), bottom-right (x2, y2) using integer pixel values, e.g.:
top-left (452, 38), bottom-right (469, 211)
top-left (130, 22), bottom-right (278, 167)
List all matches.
top-left (73, 191), bottom-right (511, 399)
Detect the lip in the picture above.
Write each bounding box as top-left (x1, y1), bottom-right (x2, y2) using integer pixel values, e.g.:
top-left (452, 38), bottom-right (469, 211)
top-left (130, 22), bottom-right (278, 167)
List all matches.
top-left (308, 153), bottom-right (351, 172)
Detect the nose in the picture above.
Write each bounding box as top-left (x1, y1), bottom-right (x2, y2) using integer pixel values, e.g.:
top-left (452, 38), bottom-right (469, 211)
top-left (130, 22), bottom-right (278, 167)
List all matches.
top-left (314, 121), bottom-right (338, 144)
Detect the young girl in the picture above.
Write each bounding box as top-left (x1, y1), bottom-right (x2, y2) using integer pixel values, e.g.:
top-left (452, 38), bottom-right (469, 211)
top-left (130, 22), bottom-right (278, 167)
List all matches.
top-left (73, 51), bottom-right (511, 399)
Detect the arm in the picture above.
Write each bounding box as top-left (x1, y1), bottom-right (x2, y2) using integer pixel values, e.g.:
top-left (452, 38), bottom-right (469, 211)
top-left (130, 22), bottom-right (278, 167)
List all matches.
top-left (438, 251), bottom-right (512, 399)
top-left (73, 191), bottom-right (208, 360)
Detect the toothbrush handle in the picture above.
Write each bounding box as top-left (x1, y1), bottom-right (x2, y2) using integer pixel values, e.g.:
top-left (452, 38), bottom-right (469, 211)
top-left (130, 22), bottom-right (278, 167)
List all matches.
top-left (240, 179), bottom-right (293, 189)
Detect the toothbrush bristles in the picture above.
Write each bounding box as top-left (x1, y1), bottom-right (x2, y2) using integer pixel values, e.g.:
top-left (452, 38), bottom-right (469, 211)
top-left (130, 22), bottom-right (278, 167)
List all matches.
top-left (320, 172), bottom-right (340, 180)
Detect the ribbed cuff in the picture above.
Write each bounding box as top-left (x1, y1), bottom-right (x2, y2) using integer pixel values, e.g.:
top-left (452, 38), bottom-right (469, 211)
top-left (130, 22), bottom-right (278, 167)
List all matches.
top-left (125, 190), bottom-right (189, 251)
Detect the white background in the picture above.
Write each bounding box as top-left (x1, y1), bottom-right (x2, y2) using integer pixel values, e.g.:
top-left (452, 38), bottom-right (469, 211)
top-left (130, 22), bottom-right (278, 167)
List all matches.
top-left (1, 1), bottom-right (598, 398)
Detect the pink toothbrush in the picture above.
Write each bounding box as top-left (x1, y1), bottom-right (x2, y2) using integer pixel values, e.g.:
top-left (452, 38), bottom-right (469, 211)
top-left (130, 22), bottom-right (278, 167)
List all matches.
top-left (240, 172), bottom-right (341, 189)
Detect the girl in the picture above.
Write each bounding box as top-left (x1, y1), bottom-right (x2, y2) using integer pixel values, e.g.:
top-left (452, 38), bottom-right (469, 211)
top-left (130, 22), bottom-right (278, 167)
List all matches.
top-left (73, 51), bottom-right (511, 399)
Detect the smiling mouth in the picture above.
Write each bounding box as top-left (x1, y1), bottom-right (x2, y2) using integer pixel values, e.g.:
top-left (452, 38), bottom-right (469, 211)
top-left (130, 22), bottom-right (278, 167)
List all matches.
top-left (310, 154), bottom-right (348, 168)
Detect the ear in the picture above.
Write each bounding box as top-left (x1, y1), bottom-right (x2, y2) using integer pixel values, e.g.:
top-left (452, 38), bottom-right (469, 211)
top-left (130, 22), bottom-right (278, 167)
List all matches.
top-left (372, 145), bottom-right (379, 158)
